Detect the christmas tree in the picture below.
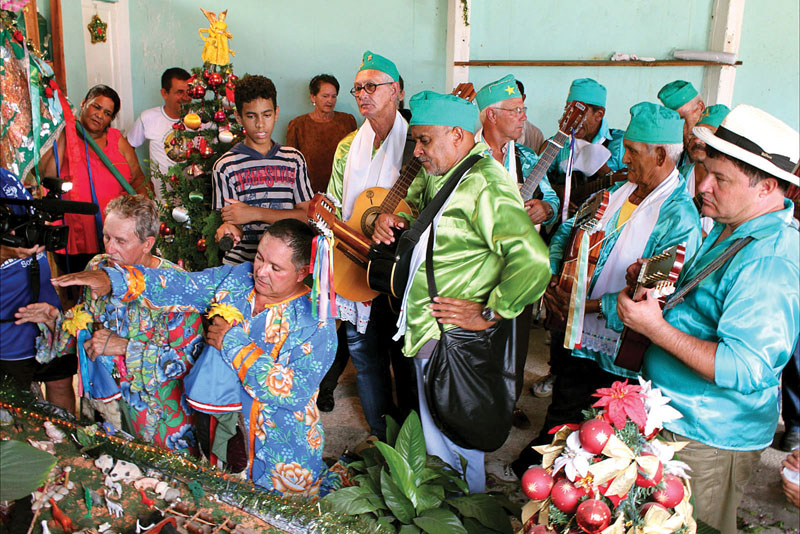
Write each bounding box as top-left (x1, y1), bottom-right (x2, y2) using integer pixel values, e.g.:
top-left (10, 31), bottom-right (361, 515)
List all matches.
top-left (155, 8), bottom-right (242, 270)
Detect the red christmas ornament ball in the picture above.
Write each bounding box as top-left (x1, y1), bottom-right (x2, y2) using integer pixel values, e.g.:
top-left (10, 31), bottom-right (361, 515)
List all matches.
top-left (214, 110), bottom-right (227, 123)
top-left (202, 68), bottom-right (210, 80)
top-left (575, 500), bottom-right (612, 534)
top-left (172, 121), bottom-right (185, 130)
top-left (521, 467), bottom-right (553, 501)
top-left (159, 223), bottom-right (173, 236)
top-left (169, 174), bottom-right (179, 183)
top-left (227, 73), bottom-right (238, 83)
top-left (579, 419), bottom-right (614, 454)
top-left (653, 474), bottom-right (684, 508)
top-left (177, 259), bottom-right (185, 268)
top-left (526, 525), bottom-right (554, 534)
top-left (208, 72), bottom-right (223, 89)
top-left (635, 452), bottom-right (664, 488)
top-left (201, 144), bottom-right (215, 158)
top-left (550, 479), bottom-right (581, 514)
top-left (189, 84), bottom-right (207, 99)
top-left (197, 238), bottom-right (207, 252)
top-left (640, 502), bottom-right (669, 517)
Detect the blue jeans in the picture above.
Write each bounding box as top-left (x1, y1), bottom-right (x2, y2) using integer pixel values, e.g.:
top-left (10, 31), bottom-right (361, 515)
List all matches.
top-left (343, 319), bottom-right (393, 441)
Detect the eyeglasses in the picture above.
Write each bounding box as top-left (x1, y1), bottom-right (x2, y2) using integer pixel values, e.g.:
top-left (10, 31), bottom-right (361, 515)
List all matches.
top-left (495, 106), bottom-right (527, 116)
top-left (350, 82), bottom-right (393, 96)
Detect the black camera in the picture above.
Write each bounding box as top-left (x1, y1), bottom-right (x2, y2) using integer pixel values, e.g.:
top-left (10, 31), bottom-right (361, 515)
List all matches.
top-left (0, 177), bottom-right (98, 252)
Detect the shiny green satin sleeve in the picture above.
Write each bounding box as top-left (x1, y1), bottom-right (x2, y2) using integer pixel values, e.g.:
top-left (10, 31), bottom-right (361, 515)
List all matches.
top-left (402, 143), bottom-right (550, 357)
top-left (325, 131), bottom-right (357, 218)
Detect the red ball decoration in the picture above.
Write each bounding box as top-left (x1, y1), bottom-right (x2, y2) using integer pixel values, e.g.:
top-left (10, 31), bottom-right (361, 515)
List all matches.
top-left (521, 467), bottom-right (554, 501)
top-left (550, 479), bottom-right (581, 513)
top-left (177, 259), bottom-right (185, 269)
top-left (526, 525), bottom-right (554, 534)
top-left (208, 72), bottom-right (223, 89)
top-left (640, 502), bottom-right (669, 517)
top-left (653, 474), bottom-right (684, 508)
top-left (579, 419), bottom-right (614, 454)
top-left (227, 73), bottom-right (238, 83)
top-left (214, 110), bottom-right (227, 123)
top-left (575, 500), bottom-right (612, 534)
top-left (159, 223), bottom-right (173, 237)
top-left (189, 84), bottom-right (207, 99)
top-left (635, 452), bottom-right (664, 488)
top-left (197, 238), bottom-right (207, 252)
top-left (202, 69), bottom-right (210, 80)
top-left (169, 174), bottom-right (179, 183)
top-left (201, 144), bottom-right (215, 158)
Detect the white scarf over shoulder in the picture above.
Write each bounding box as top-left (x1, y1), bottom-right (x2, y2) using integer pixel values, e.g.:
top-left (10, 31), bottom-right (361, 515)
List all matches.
top-left (340, 111), bottom-right (408, 220)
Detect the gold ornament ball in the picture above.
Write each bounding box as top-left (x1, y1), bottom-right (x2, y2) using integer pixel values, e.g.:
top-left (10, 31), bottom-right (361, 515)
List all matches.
top-left (183, 113), bottom-right (202, 130)
top-left (218, 130), bottom-right (235, 144)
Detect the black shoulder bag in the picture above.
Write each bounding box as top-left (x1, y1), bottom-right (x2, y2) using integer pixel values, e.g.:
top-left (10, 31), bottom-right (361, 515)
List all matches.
top-left (422, 206), bottom-right (517, 453)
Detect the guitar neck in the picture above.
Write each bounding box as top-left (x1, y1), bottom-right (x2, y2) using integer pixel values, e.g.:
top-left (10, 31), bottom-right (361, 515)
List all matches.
top-left (331, 217), bottom-right (372, 261)
top-left (571, 172), bottom-right (622, 205)
top-left (519, 131), bottom-right (568, 200)
top-left (378, 157), bottom-right (423, 214)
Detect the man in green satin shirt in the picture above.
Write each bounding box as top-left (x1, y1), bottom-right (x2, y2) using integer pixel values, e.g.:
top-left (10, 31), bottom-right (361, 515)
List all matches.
top-left (373, 91), bottom-right (550, 493)
top-left (619, 105), bottom-right (799, 534)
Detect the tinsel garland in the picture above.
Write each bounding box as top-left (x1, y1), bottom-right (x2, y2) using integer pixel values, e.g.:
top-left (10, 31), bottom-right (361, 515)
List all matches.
top-left (0, 380), bottom-right (372, 534)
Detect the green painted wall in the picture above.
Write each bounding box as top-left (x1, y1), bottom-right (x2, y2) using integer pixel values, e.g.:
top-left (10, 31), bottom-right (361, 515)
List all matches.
top-left (53, 0), bottom-right (800, 144)
top-left (468, 0), bottom-right (715, 134)
top-left (734, 0), bottom-right (799, 129)
top-left (125, 0), bottom-right (448, 143)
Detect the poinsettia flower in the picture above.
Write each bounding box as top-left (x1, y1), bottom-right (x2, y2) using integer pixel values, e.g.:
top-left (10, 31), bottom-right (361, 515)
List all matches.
top-left (638, 377), bottom-right (683, 437)
top-left (592, 380), bottom-right (647, 430)
top-left (552, 431), bottom-right (594, 482)
top-left (642, 439), bottom-right (692, 479)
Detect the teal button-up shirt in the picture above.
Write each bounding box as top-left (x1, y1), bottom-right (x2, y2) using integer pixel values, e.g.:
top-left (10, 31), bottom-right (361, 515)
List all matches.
top-left (644, 200), bottom-right (799, 450)
top-left (549, 174), bottom-right (702, 377)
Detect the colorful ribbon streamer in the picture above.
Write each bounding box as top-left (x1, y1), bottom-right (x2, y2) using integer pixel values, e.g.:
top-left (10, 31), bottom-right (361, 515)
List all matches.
top-left (310, 234), bottom-right (336, 322)
top-left (564, 230), bottom-right (590, 349)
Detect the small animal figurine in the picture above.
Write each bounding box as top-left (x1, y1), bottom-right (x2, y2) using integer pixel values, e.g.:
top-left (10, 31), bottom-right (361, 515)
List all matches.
top-left (49, 498), bottom-right (75, 533)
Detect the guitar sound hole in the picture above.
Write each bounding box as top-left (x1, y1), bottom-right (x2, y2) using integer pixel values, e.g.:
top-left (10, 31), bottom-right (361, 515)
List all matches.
top-left (361, 207), bottom-right (382, 237)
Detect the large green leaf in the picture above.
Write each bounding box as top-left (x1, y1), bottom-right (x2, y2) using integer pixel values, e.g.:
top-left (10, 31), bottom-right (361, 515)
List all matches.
top-left (490, 493), bottom-right (523, 517)
top-left (377, 515), bottom-right (398, 533)
top-left (322, 485), bottom-right (379, 515)
top-left (463, 516), bottom-right (494, 534)
top-left (380, 468), bottom-right (415, 524)
top-left (386, 415), bottom-right (400, 447)
top-left (362, 446), bottom-right (385, 468)
top-left (417, 467), bottom-right (441, 485)
top-left (0, 440), bottom-right (57, 501)
top-left (353, 475), bottom-right (389, 511)
top-left (447, 494), bottom-right (512, 534)
top-left (413, 508), bottom-right (468, 534)
top-left (395, 411), bottom-right (426, 480)
top-left (376, 442), bottom-right (418, 506)
top-left (415, 484), bottom-right (444, 515)
top-left (399, 525), bottom-right (422, 534)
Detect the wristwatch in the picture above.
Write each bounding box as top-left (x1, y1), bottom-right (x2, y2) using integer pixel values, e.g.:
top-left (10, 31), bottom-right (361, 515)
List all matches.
top-left (481, 307), bottom-right (500, 322)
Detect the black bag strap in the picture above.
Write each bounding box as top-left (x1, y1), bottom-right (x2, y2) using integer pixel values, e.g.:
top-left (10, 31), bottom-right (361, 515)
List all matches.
top-left (425, 223), bottom-right (443, 333)
top-left (663, 236), bottom-right (754, 311)
top-left (402, 154), bottom-right (481, 245)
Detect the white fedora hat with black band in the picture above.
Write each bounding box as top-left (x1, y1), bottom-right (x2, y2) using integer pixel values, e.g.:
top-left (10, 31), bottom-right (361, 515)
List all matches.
top-left (694, 104), bottom-right (799, 187)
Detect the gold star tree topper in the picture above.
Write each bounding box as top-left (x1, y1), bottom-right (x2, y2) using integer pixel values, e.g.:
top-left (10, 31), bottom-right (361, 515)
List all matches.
top-left (198, 8), bottom-right (235, 66)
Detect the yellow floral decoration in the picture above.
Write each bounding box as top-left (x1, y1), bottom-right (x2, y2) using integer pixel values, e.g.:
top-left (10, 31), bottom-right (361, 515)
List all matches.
top-left (207, 302), bottom-right (245, 325)
top-left (62, 304), bottom-right (93, 337)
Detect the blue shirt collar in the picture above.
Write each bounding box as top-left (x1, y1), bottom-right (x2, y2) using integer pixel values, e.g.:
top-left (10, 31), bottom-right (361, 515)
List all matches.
top-left (592, 117), bottom-right (612, 145)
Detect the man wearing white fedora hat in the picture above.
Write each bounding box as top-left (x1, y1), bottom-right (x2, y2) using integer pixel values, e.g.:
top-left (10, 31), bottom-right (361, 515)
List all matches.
top-left (619, 104), bottom-right (799, 534)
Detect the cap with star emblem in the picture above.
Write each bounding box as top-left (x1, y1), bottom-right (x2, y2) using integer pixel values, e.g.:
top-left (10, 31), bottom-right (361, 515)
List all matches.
top-left (567, 78), bottom-right (607, 108)
top-left (696, 104), bottom-right (730, 129)
top-left (358, 50), bottom-right (399, 82)
top-left (475, 74), bottom-right (520, 111)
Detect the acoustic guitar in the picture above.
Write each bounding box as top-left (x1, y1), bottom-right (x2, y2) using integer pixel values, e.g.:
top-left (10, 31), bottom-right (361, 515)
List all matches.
top-left (544, 189), bottom-right (609, 332)
top-left (614, 243), bottom-right (686, 372)
top-left (327, 83), bottom-right (477, 302)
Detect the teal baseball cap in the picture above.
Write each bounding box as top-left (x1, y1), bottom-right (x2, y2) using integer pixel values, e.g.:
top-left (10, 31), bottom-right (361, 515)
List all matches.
top-left (358, 50), bottom-right (399, 82)
top-left (475, 74), bottom-right (520, 110)
top-left (567, 78), bottom-right (607, 108)
top-left (624, 102), bottom-right (684, 144)
top-left (696, 104), bottom-right (730, 129)
top-left (657, 80), bottom-right (699, 110)
top-left (409, 91), bottom-right (479, 132)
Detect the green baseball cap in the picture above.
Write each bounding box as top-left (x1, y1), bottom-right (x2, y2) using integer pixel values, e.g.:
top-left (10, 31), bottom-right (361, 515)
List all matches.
top-left (624, 102), bottom-right (684, 144)
top-left (475, 74), bottom-right (520, 110)
top-left (657, 80), bottom-right (699, 110)
top-left (567, 78), bottom-right (607, 108)
top-left (696, 104), bottom-right (730, 129)
top-left (358, 50), bottom-right (399, 82)
top-left (409, 91), bottom-right (479, 132)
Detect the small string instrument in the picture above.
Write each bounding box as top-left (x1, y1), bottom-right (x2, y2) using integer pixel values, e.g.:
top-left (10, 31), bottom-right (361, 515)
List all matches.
top-left (614, 243), bottom-right (687, 371)
top-left (328, 83), bottom-right (477, 302)
top-left (544, 190), bottom-right (609, 332)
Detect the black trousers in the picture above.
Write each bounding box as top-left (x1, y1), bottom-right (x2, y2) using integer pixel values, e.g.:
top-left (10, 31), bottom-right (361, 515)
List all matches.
top-left (511, 329), bottom-right (622, 478)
